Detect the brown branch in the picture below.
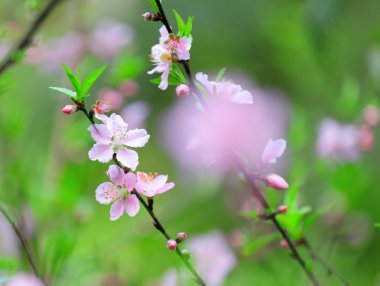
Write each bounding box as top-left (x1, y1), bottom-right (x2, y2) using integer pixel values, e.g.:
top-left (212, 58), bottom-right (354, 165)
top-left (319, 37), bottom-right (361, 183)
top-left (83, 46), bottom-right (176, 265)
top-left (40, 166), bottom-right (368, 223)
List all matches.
top-left (0, 0), bottom-right (62, 75)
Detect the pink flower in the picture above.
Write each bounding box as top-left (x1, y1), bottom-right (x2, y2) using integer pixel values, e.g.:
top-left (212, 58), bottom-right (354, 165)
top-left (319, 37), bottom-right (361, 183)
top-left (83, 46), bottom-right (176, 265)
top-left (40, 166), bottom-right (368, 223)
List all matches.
top-left (187, 231), bottom-right (236, 286)
top-left (95, 165), bottom-right (139, 220)
top-left (265, 174), bottom-right (289, 190)
top-left (176, 84), bottom-right (190, 97)
top-left (135, 172), bottom-right (175, 197)
top-left (196, 72), bottom-right (253, 104)
top-left (61, 105), bottom-right (77, 114)
top-left (88, 113), bottom-right (150, 170)
top-left (148, 26), bottom-right (191, 90)
top-left (260, 139), bottom-right (286, 165)
top-left (363, 104), bottom-right (379, 127)
top-left (7, 273), bottom-right (44, 286)
top-left (316, 118), bottom-right (360, 161)
top-left (90, 19), bottom-right (134, 59)
top-left (93, 100), bottom-right (111, 114)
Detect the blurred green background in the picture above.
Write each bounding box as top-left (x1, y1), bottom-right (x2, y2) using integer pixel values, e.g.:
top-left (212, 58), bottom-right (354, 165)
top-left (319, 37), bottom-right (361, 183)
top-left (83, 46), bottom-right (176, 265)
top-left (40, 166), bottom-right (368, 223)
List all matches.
top-left (1, 0), bottom-right (380, 285)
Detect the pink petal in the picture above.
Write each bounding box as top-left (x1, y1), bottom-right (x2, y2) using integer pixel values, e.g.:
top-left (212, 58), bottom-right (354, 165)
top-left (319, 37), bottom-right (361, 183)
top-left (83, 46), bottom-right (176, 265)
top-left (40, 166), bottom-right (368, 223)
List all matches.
top-left (88, 124), bottom-right (111, 143)
top-left (230, 90), bottom-right (253, 104)
top-left (107, 113), bottom-right (128, 134)
top-left (126, 129), bottom-right (150, 147)
top-left (261, 139), bottom-right (286, 164)
top-left (107, 165), bottom-right (125, 186)
top-left (155, 182), bottom-right (175, 195)
top-left (95, 182), bottom-right (114, 204)
top-left (125, 172), bottom-right (137, 192)
top-left (88, 143), bottom-right (113, 163)
top-left (116, 149), bottom-right (139, 171)
top-left (158, 64), bottom-right (170, 90)
top-left (159, 26), bottom-right (169, 45)
top-left (95, 112), bottom-right (109, 123)
top-left (124, 194), bottom-right (140, 217)
top-left (110, 200), bottom-right (125, 221)
top-left (152, 175), bottom-right (168, 188)
top-left (265, 174), bottom-right (289, 190)
top-left (177, 37), bottom-right (191, 61)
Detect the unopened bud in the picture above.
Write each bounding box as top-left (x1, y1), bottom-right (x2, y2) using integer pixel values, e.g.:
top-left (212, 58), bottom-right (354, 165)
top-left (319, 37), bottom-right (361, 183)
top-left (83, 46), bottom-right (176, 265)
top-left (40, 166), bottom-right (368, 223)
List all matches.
top-left (167, 239), bottom-right (177, 251)
top-left (176, 84), bottom-right (190, 97)
top-left (141, 12), bottom-right (160, 21)
top-left (280, 239), bottom-right (289, 249)
top-left (176, 232), bottom-right (187, 243)
top-left (277, 205), bottom-right (288, 214)
top-left (265, 174), bottom-right (289, 191)
top-left (61, 105), bottom-right (77, 114)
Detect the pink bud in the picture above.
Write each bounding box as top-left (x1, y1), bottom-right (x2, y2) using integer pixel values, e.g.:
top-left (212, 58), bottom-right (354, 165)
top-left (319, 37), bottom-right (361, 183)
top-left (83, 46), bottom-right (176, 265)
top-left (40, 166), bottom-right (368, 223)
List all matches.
top-left (265, 174), bottom-right (289, 190)
top-left (358, 125), bottom-right (374, 151)
top-left (277, 205), bottom-right (288, 214)
top-left (167, 239), bottom-right (177, 250)
top-left (176, 84), bottom-right (190, 97)
top-left (61, 105), bottom-right (76, 114)
top-left (141, 12), bottom-right (158, 21)
top-left (176, 232), bottom-right (187, 243)
top-left (280, 239), bottom-right (289, 249)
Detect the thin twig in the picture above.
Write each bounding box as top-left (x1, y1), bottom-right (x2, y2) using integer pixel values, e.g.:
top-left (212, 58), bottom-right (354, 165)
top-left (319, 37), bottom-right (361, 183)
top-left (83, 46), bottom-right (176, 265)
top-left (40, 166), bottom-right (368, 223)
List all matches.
top-left (0, 0), bottom-right (62, 75)
top-left (236, 161), bottom-right (321, 286)
top-left (79, 105), bottom-right (206, 286)
top-left (0, 205), bottom-right (46, 285)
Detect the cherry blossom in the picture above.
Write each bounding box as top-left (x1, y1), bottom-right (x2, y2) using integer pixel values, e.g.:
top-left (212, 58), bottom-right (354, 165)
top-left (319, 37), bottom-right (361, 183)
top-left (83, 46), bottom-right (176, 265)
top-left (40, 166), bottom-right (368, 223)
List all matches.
top-left (88, 113), bottom-right (150, 170)
top-left (260, 138), bottom-right (287, 165)
top-left (135, 172), bottom-right (175, 197)
top-left (95, 165), bottom-right (139, 221)
top-left (195, 72), bottom-right (253, 104)
top-left (148, 26), bottom-right (191, 90)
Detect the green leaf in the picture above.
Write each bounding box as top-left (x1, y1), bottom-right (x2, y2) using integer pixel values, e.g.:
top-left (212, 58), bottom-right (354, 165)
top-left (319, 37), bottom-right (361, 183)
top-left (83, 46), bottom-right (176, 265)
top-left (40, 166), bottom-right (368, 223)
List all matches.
top-left (150, 64), bottom-right (186, 86)
top-left (62, 64), bottom-right (81, 97)
top-left (49, 87), bottom-right (76, 98)
top-left (216, 68), bottom-right (226, 81)
top-left (184, 16), bottom-right (194, 37)
top-left (80, 65), bottom-right (108, 99)
top-left (375, 223), bottom-right (380, 228)
top-left (173, 9), bottom-right (186, 36)
top-left (148, 0), bottom-right (159, 12)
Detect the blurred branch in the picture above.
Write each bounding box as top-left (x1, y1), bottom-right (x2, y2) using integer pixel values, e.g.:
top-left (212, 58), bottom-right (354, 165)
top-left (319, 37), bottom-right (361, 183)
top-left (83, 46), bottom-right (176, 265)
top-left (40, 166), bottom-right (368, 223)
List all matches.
top-left (0, 205), bottom-right (46, 285)
top-left (0, 0), bottom-right (62, 76)
top-left (79, 105), bottom-right (206, 286)
top-left (236, 161), bottom-right (321, 286)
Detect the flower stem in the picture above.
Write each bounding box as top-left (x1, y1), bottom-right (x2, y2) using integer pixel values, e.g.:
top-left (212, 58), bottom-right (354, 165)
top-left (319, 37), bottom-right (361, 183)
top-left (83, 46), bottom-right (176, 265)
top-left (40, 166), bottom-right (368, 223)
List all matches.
top-left (0, 0), bottom-right (62, 75)
top-left (0, 205), bottom-right (47, 285)
top-left (236, 161), bottom-right (321, 286)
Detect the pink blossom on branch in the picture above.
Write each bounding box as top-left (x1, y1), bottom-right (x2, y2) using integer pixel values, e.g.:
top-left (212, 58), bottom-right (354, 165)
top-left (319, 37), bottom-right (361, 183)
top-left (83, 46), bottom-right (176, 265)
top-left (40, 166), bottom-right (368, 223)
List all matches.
top-left (88, 113), bottom-right (150, 170)
top-left (148, 26), bottom-right (191, 90)
top-left (95, 165), bottom-right (139, 221)
top-left (135, 172), bottom-right (175, 197)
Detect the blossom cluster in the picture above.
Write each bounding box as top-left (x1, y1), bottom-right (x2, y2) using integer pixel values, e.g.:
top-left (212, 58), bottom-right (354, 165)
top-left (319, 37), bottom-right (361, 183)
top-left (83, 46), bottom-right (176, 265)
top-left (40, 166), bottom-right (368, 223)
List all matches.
top-left (88, 112), bottom-right (175, 220)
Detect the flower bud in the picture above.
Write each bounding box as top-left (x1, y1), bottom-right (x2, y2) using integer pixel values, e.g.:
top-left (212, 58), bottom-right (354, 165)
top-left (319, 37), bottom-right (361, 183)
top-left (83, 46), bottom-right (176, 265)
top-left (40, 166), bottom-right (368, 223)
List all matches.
top-left (141, 12), bottom-right (160, 21)
top-left (265, 174), bottom-right (289, 191)
top-left (176, 84), bottom-right (190, 97)
top-left (176, 232), bottom-right (187, 243)
top-left (167, 239), bottom-right (177, 251)
top-left (280, 239), bottom-right (289, 249)
top-left (61, 105), bottom-right (77, 114)
top-left (277, 205), bottom-right (288, 214)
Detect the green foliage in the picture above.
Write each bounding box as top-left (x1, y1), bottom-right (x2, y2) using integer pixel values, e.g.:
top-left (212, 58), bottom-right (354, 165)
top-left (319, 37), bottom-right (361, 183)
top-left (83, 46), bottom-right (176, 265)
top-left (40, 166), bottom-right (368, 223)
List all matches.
top-left (215, 68), bottom-right (226, 82)
top-left (172, 9), bottom-right (194, 38)
top-left (375, 223), bottom-right (380, 228)
top-left (148, 0), bottom-right (160, 12)
top-left (25, 0), bottom-right (41, 11)
top-left (112, 55), bottom-right (146, 82)
top-left (151, 63), bottom-right (187, 86)
top-left (50, 64), bottom-right (107, 103)
top-left (243, 233), bottom-right (279, 255)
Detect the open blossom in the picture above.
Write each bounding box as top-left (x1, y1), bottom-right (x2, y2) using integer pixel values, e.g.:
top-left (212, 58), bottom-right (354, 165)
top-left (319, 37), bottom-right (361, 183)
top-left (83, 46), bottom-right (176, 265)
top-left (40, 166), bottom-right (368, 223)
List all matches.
top-left (196, 72), bottom-right (253, 104)
top-left (316, 118), bottom-right (360, 161)
top-left (135, 172), bottom-right (175, 197)
top-left (148, 26), bottom-right (191, 90)
top-left (187, 231), bottom-right (237, 286)
top-left (96, 165), bottom-right (139, 220)
top-left (88, 113), bottom-right (150, 170)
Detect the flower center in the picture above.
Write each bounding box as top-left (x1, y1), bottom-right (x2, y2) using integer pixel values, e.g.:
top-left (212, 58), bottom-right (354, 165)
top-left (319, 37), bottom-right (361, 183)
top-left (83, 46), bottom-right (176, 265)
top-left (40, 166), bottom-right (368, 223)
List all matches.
top-left (138, 172), bottom-right (158, 183)
top-left (103, 184), bottom-right (124, 202)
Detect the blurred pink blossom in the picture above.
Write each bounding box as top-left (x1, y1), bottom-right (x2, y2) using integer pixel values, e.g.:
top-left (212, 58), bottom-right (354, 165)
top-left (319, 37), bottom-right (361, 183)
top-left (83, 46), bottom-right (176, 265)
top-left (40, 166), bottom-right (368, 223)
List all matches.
top-left (26, 32), bottom-right (86, 72)
top-left (0, 42), bottom-right (11, 61)
top-left (316, 118), bottom-right (361, 161)
top-left (160, 87), bottom-right (289, 175)
top-left (121, 101), bottom-right (150, 129)
top-left (6, 273), bottom-right (43, 286)
top-left (97, 88), bottom-right (124, 111)
top-left (358, 125), bottom-right (374, 151)
top-left (187, 231), bottom-right (237, 286)
top-left (119, 80), bottom-right (139, 97)
top-left (90, 19), bottom-right (134, 59)
top-left (363, 104), bottom-right (379, 127)
top-left (0, 214), bottom-right (19, 257)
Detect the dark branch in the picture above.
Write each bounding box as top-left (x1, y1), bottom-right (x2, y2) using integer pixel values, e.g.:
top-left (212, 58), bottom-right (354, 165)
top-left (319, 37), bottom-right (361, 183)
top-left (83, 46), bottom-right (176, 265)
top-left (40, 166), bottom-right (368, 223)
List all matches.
top-left (0, 0), bottom-right (62, 75)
